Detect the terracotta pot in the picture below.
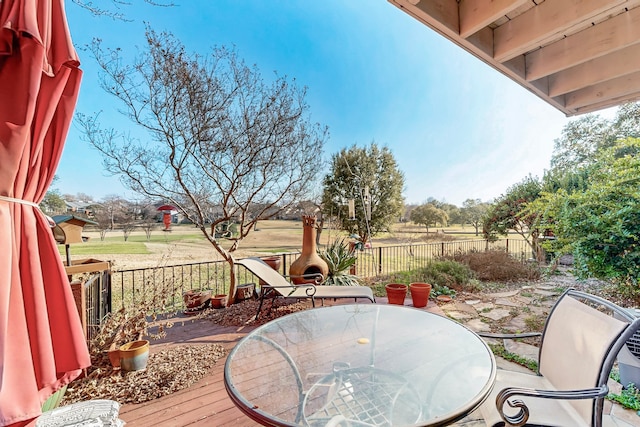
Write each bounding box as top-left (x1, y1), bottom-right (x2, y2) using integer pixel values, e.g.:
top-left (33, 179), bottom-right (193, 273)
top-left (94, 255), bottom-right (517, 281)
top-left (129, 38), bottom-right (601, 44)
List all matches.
top-left (436, 294), bottom-right (453, 303)
top-left (261, 256), bottom-right (281, 272)
top-left (385, 283), bottom-right (408, 305)
top-left (182, 289), bottom-right (212, 309)
top-left (107, 348), bottom-right (121, 369)
top-left (119, 340), bottom-right (150, 372)
top-left (211, 294), bottom-right (227, 309)
top-left (409, 282), bottom-right (432, 308)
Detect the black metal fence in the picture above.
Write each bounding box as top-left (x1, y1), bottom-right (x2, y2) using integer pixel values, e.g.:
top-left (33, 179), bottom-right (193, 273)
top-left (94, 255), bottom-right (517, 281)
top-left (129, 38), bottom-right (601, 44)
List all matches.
top-left (107, 238), bottom-right (531, 314)
top-left (84, 269), bottom-right (112, 340)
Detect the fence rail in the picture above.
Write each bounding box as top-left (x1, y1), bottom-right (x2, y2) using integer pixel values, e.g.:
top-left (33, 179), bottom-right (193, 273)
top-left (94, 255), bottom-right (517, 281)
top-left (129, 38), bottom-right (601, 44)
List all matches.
top-left (107, 238), bottom-right (531, 313)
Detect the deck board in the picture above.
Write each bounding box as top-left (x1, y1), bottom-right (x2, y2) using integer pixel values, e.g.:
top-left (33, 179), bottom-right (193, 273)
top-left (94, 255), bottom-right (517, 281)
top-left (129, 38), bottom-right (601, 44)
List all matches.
top-left (119, 298), bottom-right (444, 426)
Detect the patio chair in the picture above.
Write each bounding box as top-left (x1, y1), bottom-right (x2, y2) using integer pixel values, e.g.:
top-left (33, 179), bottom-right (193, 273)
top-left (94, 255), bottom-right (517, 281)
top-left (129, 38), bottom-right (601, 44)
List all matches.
top-left (235, 257), bottom-right (375, 320)
top-left (478, 289), bottom-right (640, 427)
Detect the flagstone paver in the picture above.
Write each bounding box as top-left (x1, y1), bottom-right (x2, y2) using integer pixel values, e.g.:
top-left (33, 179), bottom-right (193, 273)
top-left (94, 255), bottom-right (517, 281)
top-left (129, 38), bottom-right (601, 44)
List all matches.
top-left (479, 308), bottom-right (512, 321)
top-left (484, 290), bottom-right (520, 298)
top-left (464, 318), bottom-right (491, 332)
top-left (494, 297), bottom-right (520, 307)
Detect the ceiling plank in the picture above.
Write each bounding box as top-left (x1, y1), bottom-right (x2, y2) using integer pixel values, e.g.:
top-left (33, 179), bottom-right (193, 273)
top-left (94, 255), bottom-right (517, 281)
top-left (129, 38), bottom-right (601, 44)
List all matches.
top-left (548, 44), bottom-right (640, 96)
top-left (459, 0), bottom-right (528, 39)
top-left (494, 0), bottom-right (629, 63)
top-left (565, 70), bottom-right (640, 110)
top-left (573, 92), bottom-right (640, 115)
top-left (526, 5), bottom-right (640, 81)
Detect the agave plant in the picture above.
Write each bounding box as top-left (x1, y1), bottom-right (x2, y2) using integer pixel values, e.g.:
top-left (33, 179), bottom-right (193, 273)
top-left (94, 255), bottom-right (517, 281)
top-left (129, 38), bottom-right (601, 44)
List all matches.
top-left (318, 238), bottom-right (360, 286)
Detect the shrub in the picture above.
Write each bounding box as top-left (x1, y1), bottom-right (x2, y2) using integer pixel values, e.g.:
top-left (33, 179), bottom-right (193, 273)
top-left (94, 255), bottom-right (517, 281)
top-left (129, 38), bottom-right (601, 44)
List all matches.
top-left (445, 249), bottom-right (540, 282)
top-left (420, 259), bottom-right (474, 288)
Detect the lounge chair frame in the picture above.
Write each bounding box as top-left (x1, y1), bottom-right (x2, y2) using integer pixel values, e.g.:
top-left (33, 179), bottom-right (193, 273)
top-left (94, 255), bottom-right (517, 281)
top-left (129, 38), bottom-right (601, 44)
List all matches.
top-left (235, 257), bottom-right (376, 320)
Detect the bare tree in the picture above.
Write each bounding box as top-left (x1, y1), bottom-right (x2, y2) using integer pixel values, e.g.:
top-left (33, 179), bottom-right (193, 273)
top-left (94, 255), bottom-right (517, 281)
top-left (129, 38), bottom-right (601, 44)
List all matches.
top-left (79, 30), bottom-right (327, 304)
top-left (92, 195), bottom-right (128, 240)
top-left (71, 0), bottom-right (174, 21)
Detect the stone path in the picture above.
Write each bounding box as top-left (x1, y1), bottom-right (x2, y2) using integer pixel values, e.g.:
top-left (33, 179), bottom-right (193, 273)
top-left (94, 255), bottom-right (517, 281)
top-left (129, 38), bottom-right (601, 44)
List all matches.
top-left (434, 283), bottom-right (640, 426)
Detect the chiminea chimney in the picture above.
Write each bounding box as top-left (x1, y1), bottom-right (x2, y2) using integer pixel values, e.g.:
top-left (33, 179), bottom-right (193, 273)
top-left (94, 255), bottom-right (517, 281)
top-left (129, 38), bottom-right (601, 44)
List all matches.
top-left (289, 215), bottom-right (329, 284)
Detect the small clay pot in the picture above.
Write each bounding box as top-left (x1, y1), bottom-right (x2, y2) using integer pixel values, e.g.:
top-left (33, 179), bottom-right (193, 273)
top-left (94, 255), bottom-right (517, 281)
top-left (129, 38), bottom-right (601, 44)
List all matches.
top-left (409, 282), bottom-right (432, 308)
top-left (385, 283), bottom-right (408, 305)
top-left (107, 348), bottom-right (120, 369)
top-left (211, 294), bottom-right (227, 309)
top-left (436, 294), bottom-right (453, 303)
top-left (119, 340), bottom-right (150, 372)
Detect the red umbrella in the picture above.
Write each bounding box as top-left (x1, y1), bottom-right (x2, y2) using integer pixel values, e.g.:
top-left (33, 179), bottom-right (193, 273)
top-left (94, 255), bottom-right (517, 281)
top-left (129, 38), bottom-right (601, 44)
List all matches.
top-left (0, 0), bottom-right (90, 425)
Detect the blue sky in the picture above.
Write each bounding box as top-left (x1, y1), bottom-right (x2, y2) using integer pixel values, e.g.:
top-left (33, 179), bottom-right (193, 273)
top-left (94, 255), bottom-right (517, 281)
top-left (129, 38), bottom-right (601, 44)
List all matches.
top-left (58, 0), bottom-right (613, 207)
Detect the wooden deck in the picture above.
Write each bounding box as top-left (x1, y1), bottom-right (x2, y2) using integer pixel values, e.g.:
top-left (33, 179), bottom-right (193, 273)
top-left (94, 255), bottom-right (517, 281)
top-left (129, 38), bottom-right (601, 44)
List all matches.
top-left (118, 298), bottom-right (445, 426)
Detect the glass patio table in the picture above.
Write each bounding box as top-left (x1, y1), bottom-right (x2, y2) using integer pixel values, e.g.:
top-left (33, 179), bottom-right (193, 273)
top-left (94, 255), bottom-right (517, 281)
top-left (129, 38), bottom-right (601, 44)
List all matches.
top-left (224, 304), bottom-right (496, 427)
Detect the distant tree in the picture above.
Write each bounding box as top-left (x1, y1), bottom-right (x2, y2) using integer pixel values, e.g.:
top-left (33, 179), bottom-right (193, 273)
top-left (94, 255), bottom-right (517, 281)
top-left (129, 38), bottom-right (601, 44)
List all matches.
top-left (91, 195), bottom-right (128, 240)
top-left (80, 30), bottom-right (327, 304)
top-left (40, 185), bottom-right (66, 215)
top-left (321, 143), bottom-right (404, 243)
top-left (409, 204), bottom-right (448, 233)
top-left (483, 176), bottom-right (543, 260)
top-left (460, 199), bottom-right (490, 236)
top-left (550, 114), bottom-right (614, 173)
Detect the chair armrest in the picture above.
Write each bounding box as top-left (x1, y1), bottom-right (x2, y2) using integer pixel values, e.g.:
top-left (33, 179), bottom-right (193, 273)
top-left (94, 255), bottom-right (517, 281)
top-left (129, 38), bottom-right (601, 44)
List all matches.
top-left (477, 332), bottom-right (542, 340)
top-left (495, 385), bottom-right (609, 426)
top-left (262, 283), bottom-right (317, 297)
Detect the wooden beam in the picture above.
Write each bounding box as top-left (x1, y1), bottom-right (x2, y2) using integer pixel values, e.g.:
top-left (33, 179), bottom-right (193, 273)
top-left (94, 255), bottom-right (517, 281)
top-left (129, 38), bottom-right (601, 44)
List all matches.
top-left (494, 0), bottom-right (629, 62)
top-left (565, 70), bottom-right (640, 110)
top-left (572, 92), bottom-right (640, 116)
top-left (548, 44), bottom-right (640, 96)
top-left (406, 0), bottom-right (460, 34)
top-left (459, 0), bottom-right (528, 39)
top-left (526, 6), bottom-right (640, 81)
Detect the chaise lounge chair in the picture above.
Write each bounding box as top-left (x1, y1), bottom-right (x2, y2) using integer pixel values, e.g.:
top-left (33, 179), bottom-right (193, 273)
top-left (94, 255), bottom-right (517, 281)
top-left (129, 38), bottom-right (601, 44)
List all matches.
top-left (235, 257), bottom-right (376, 320)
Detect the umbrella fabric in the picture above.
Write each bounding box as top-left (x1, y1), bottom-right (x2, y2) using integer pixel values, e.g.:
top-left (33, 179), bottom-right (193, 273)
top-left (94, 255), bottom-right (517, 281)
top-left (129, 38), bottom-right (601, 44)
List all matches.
top-left (0, 0), bottom-right (91, 425)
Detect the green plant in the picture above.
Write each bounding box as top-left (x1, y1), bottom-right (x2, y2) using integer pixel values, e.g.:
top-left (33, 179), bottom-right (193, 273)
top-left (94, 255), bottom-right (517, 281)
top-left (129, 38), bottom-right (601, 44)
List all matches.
top-left (318, 238), bottom-right (360, 286)
top-left (432, 284), bottom-right (456, 298)
top-left (421, 260), bottom-right (474, 287)
top-left (489, 343), bottom-right (538, 372)
top-left (607, 383), bottom-right (640, 411)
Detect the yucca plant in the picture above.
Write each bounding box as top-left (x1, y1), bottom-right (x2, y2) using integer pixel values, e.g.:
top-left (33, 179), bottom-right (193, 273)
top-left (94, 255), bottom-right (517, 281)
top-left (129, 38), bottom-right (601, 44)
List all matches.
top-left (318, 238), bottom-right (360, 286)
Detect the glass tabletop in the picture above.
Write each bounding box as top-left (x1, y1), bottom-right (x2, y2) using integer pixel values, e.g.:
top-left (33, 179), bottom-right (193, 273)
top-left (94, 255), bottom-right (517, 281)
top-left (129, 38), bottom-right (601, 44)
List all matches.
top-left (224, 304), bottom-right (496, 427)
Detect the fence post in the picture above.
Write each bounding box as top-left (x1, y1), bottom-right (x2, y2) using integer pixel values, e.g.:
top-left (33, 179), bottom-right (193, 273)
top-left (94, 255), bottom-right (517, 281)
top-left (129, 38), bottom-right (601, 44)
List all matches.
top-left (378, 247), bottom-right (383, 274)
top-left (441, 242), bottom-right (445, 257)
top-left (506, 238), bottom-right (509, 254)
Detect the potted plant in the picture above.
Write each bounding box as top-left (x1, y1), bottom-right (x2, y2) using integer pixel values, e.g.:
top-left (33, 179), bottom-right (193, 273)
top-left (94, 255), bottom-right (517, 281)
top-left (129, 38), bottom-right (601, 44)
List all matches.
top-left (119, 339), bottom-right (150, 372)
top-left (409, 282), bottom-right (432, 308)
top-left (385, 283), bottom-right (408, 305)
top-left (318, 238), bottom-right (360, 286)
top-left (211, 294), bottom-right (227, 309)
top-left (182, 289), bottom-right (212, 313)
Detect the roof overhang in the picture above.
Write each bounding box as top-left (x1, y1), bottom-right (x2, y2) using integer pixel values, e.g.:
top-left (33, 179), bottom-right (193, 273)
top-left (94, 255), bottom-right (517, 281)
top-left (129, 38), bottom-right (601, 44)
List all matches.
top-left (388, 0), bottom-right (640, 116)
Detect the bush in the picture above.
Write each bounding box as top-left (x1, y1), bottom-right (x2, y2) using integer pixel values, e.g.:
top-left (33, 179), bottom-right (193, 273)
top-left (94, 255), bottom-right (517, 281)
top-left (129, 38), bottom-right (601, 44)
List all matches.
top-left (445, 249), bottom-right (540, 282)
top-left (377, 260), bottom-right (474, 295)
top-left (420, 260), bottom-right (474, 289)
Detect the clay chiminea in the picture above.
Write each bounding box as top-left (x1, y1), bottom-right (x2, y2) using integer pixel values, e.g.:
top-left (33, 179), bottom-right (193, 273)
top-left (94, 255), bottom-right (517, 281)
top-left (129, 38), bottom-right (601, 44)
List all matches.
top-left (289, 215), bottom-right (329, 284)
